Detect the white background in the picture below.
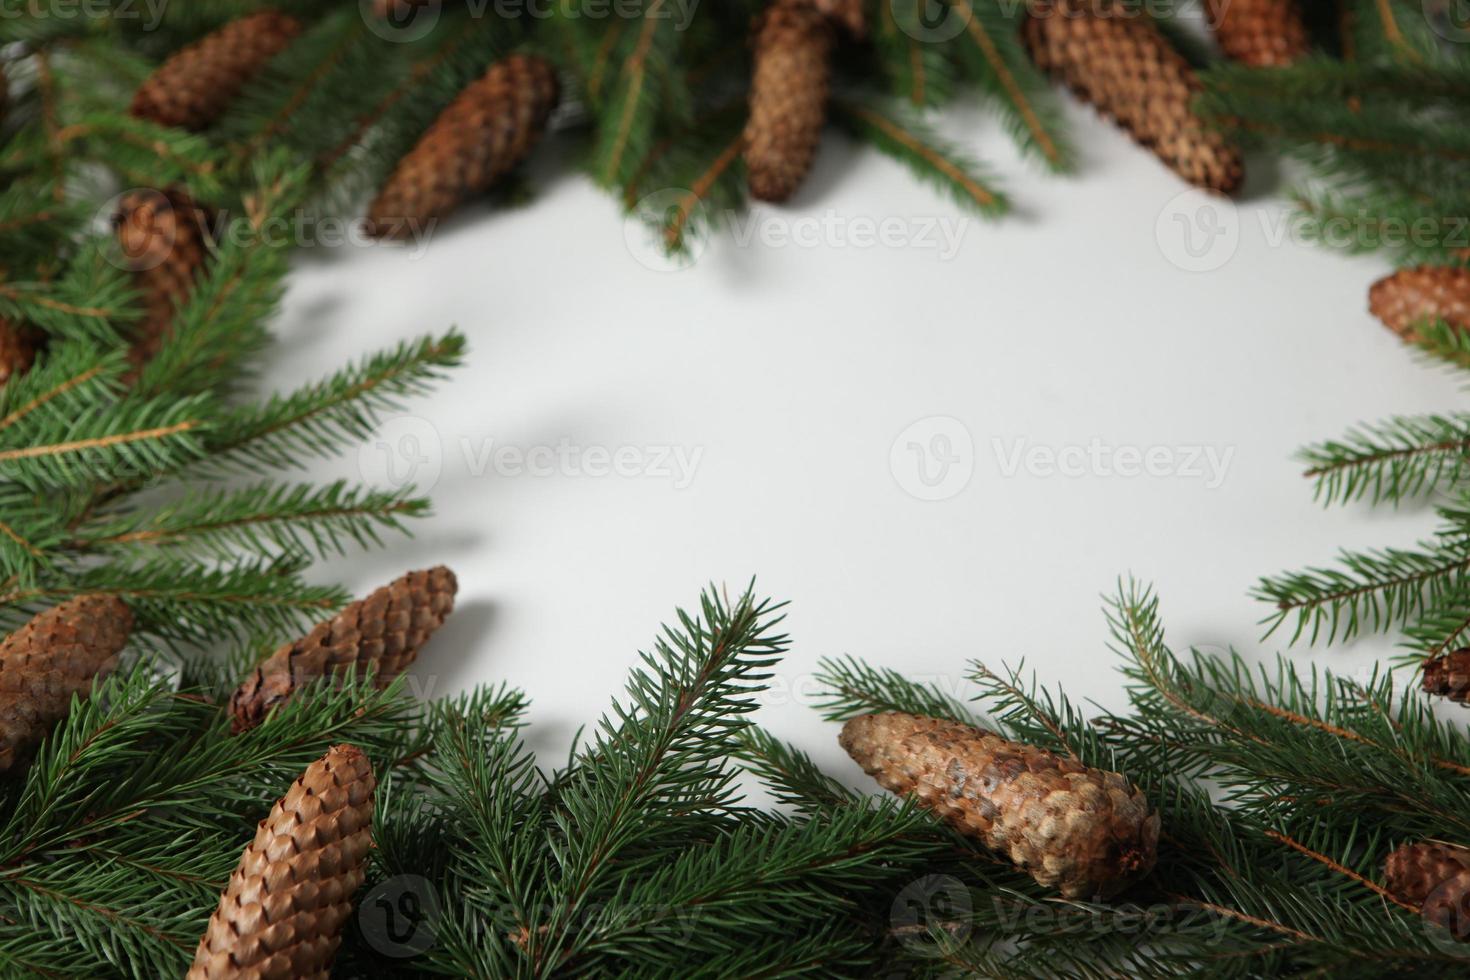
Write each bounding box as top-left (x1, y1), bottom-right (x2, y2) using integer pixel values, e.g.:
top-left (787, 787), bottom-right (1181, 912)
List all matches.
top-left (272, 93), bottom-right (1465, 783)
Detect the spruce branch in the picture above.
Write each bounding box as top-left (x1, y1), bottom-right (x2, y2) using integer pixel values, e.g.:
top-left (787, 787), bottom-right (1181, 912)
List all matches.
top-left (1297, 413), bottom-right (1470, 505)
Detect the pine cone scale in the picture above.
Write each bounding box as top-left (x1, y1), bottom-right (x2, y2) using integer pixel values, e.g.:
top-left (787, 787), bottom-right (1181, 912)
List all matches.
top-left (840, 711), bottom-right (1159, 898)
top-left (1207, 0), bottom-right (1309, 66)
top-left (1369, 265), bottom-right (1470, 342)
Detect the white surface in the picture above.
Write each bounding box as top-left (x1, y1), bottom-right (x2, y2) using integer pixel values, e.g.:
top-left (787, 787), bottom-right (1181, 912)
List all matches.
top-left (273, 97), bottom-right (1465, 779)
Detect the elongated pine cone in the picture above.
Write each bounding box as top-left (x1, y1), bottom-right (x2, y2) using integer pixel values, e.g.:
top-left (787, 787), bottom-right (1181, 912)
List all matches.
top-left (744, 0), bottom-right (834, 203)
top-left (1423, 648), bottom-right (1470, 704)
top-left (1385, 841), bottom-right (1470, 907)
top-left (1024, 0), bottom-right (1243, 194)
top-left (0, 596), bottom-right (133, 772)
top-left (364, 55), bottom-right (559, 240)
top-left (187, 744), bottom-right (375, 979)
top-left (114, 188), bottom-right (214, 370)
top-left (1368, 265), bottom-right (1470, 342)
top-left (229, 567), bottom-right (457, 732)
top-left (1206, 0), bottom-right (1308, 66)
top-left (0, 317), bottom-right (39, 385)
top-left (840, 712), bottom-right (1159, 898)
top-left (130, 12), bottom-right (301, 130)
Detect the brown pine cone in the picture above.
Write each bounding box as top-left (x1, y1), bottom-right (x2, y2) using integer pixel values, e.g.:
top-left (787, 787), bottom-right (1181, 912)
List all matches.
top-left (114, 188), bottom-right (214, 370)
top-left (130, 12), bottom-right (302, 131)
top-left (364, 55), bottom-right (559, 240)
top-left (1368, 265), bottom-right (1470, 342)
top-left (1424, 868), bottom-right (1470, 941)
top-left (0, 596), bottom-right (134, 772)
top-left (229, 567), bottom-right (457, 732)
top-left (840, 711), bottom-right (1159, 898)
top-left (1385, 840), bottom-right (1470, 908)
top-left (743, 0), bottom-right (834, 203)
top-left (0, 317), bottom-right (39, 385)
top-left (1024, 0), bottom-right (1243, 194)
top-left (1423, 648), bottom-right (1470, 704)
top-left (187, 744), bottom-right (375, 979)
top-left (1206, 0), bottom-right (1309, 66)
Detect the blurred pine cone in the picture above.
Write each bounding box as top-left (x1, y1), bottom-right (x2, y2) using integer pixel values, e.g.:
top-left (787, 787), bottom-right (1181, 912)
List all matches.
top-left (1206, 0), bottom-right (1309, 66)
top-left (743, 0), bottom-right (834, 203)
top-left (1385, 840), bottom-right (1470, 907)
top-left (364, 55), bottom-right (559, 240)
top-left (840, 711), bottom-right (1159, 899)
top-left (114, 188), bottom-right (214, 370)
top-left (1024, 0), bottom-right (1244, 194)
top-left (131, 12), bottom-right (301, 130)
top-left (229, 566), bottom-right (457, 732)
top-left (1369, 265), bottom-right (1470, 342)
top-left (1423, 648), bottom-right (1470, 704)
top-left (187, 744), bottom-right (375, 979)
top-left (0, 317), bottom-right (39, 385)
top-left (1424, 868), bottom-right (1470, 941)
top-left (0, 596), bottom-right (134, 772)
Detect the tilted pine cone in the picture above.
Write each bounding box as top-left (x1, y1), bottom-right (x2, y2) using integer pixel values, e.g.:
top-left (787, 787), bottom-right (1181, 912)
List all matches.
top-left (743, 0), bottom-right (834, 203)
top-left (1368, 265), bottom-right (1470, 342)
top-left (229, 567), bottom-right (457, 732)
top-left (187, 744), bottom-right (375, 979)
top-left (1206, 0), bottom-right (1309, 66)
top-left (114, 188), bottom-right (214, 370)
top-left (1422, 648), bottom-right (1470, 704)
top-left (130, 12), bottom-right (301, 131)
top-left (840, 711), bottom-right (1159, 898)
top-left (1385, 840), bottom-right (1470, 907)
top-left (0, 317), bottom-right (39, 385)
top-left (1024, 0), bottom-right (1243, 194)
top-left (0, 596), bottom-right (134, 772)
top-left (364, 55), bottom-right (559, 240)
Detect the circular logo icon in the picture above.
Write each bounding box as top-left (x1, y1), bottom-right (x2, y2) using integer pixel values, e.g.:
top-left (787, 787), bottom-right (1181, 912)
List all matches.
top-left (361, 0), bottom-right (442, 42)
top-left (1422, 0), bottom-right (1470, 44)
top-left (625, 187), bottom-right (711, 272)
top-left (358, 874), bottom-right (441, 957)
top-left (889, 416), bottom-right (974, 501)
top-left (99, 188), bottom-right (182, 272)
top-left (357, 415), bottom-right (444, 493)
top-left (1154, 188), bottom-right (1240, 273)
top-left (889, 0), bottom-right (972, 42)
top-left (890, 874), bottom-right (973, 956)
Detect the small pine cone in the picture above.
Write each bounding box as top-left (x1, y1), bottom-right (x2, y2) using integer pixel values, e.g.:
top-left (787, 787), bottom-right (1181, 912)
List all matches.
top-left (743, 0), bottom-right (834, 203)
top-left (187, 744), bottom-right (375, 979)
top-left (1368, 265), bottom-right (1470, 342)
top-left (1206, 0), bottom-right (1309, 66)
top-left (0, 596), bottom-right (134, 772)
top-left (840, 712), bottom-right (1159, 898)
top-left (229, 567), bottom-right (457, 732)
top-left (0, 317), bottom-right (39, 385)
top-left (1422, 649), bottom-right (1470, 704)
top-left (1424, 868), bottom-right (1470, 941)
top-left (1024, 0), bottom-right (1243, 194)
top-left (1385, 841), bottom-right (1470, 908)
top-left (364, 55), bottom-right (559, 240)
top-left (114, 188), bottom-right (213, 370)
top-left (131, 12), bottom-right (302, 131)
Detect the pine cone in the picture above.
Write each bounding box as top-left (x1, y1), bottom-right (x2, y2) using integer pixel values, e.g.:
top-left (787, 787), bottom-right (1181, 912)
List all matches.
top-left (364, 55), bottom-right (559, 240)
top-left (1385, 840), bottom-right (1470, 908)
top-left (1024, 0), bottom-right (1244, 194)
top-left (114, 188), bottom-right (214, 371)
top-left (1368, 265), bottom-right (1470, 342)
top-left (840, 711), bottom-right (1159, 898)
top-left (1423, 648), bottom-right (1470, 704)
top-left (743, 0), bottom-right (834, 203)
top-left (130, 12), bottom-right (302, 131)
top-left (1206, 0), bottom-right (1309, 66)
top-left (229, 567), bottom-right (457, 732)
top-left (0, 317), bottom-right (39, 385)
top-left (0, 596), bottom-right (134, 772)
top-left (187, 744), bottom-right (375, 979)
top-left (1424, 868), bottom-right (1470, 941)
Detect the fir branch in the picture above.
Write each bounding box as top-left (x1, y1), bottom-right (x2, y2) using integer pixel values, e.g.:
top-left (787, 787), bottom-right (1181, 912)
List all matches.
top-left (814, 653), bottom-right (979, 724)
top-left (1297, 413), bottom-right (1470, 505)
